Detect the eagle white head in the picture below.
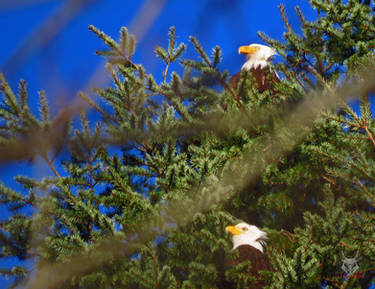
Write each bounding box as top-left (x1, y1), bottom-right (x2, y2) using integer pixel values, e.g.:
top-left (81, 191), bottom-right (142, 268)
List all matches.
top-left (226, 222), bottom-right (268, 253)
top-left (238, 43), bottom-right (277, 70)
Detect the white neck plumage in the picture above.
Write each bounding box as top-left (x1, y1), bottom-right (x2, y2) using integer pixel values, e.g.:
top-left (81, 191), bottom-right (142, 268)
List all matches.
top-left (232, 234), bottom-right (264, 253)
top-left (241, 58), bottom-right (269, 71)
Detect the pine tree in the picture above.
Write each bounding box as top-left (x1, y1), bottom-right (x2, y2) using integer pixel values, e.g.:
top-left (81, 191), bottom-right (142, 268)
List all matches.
top-left (0, 1), bottom-right (375, 288)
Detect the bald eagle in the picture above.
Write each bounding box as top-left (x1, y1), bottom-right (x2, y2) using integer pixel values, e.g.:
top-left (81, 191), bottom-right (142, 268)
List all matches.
top-left (229, 44), bottom-right (279, 93)
top-left (226, 222), bottom-right (273, 289)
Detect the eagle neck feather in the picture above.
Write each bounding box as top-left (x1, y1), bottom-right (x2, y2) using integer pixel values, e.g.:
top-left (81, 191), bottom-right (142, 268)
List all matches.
top-left (233, 235), bottom-right (264, 253)
top-left (241, 59), bottom-right (268, 71)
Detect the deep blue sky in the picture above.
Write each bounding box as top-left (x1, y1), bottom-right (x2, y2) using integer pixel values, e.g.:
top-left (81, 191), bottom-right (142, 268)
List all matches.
top-left (0, 0), bottom-right (317, 203)
top-left (0, 0), bottom-right (321, 287)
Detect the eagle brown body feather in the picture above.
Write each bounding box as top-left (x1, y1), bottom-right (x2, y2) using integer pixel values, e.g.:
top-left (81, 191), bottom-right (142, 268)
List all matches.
top-left (229, 66), bottom-right (279, 93)
top-left (231, 245), bottom-right (273, 289)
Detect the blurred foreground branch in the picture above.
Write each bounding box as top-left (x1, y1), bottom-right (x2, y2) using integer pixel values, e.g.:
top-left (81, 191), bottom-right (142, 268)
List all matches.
top-left (0, 0), bottom-right (56, 12)
top-left (1, 0), bottom-right (99, 78)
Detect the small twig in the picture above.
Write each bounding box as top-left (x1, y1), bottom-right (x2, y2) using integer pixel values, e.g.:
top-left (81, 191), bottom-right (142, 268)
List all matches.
top-left (42, 155), bottom-right (61, 178)
top-left (79, 92), bottom-right (117, 123)
top-left (88, 155), bottom-right (94, 190)
top-left (363, 125), bottom-right (375, 147)
top-left (288, 70), bottom-right (306, 92)
top-left (125, 56), bottom-right (138, 69)
top-left (295, 6), bottom-right (305, 25)
top-left (353, 178), bottom-right (375, 205)
top-left (322, 175), bottom-right (336, 186)
top-left (216, 76), bottom-right (243, 109)
top-left (321, 277), bottom-right (342, 288)
top-left (339, 240), bottom-right (354, 249)
top-left (322, 112), bottom-right (361, 129)
top-left (279, 4), bottom-right (292, 33)
top-left (145, 91), bottom-right (162, 98)
top-left (163, 56), bottom-right (171, 84)
top-left (146, 243), bottom-right (160, 289)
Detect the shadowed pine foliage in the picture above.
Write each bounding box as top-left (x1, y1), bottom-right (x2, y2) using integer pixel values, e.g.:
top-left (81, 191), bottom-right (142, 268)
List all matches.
top-left (0, 1), bottom-right (375, 288)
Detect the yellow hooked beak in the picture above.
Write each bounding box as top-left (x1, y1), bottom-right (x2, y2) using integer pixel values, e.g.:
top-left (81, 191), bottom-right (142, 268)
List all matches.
top-left (238, 45), bottom-right (260, 55)
top-left (225, 226), bottom-right (243, 235)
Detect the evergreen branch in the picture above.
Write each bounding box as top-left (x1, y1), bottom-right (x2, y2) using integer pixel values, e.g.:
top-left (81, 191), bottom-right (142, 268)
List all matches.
top-left (42, 155), bottom-right (61, 178)
top-left (128, 33), bottom-right (136, 58)
top-left (167, 26), bottom-right (176, 56)
top-left (38, 90), bottom-right (49, 125)
top-left (163, 56), bottom-right (171, 84)
top-left (18, 79), bottom-right (28, 110)
top-left (311, 147), bottom-right (372, 179)
top-left (295, 6), bottom-right (305, 25)
top-left (105, 63), bottom-right (123, 91)
top-left (90, 25), bottom-right (138, 70)
top-left (218, 76), bottom-right (243, 109)
top-left (323, 112), bottom-right (362, 129)
top-left (89, 25), bottom-right (121, 54)
top-left (353, 178), bottom-right (375, 205)
top-left (279, 4), bottom-right (292, 34)
top-left (0, 73), bottom-right (19, 115)
top-left (155, 46), bottom-right (168, 62)
top-left (119, 26), bottom-right (129, 54)
top-left (189, 36), bottom-right (211, 66)
top-left (211, 46), bottom-right (222, 68)
top-left (364, 125), bottom-right (375, 147)
top-left (79, 92), bottom-right (117, 123)
top-left (146, 243), bottom-right (160, 288)
top-left (341, 102), bottom-right (361, 123)
top-left (173, 43), bottom-right (186, 60)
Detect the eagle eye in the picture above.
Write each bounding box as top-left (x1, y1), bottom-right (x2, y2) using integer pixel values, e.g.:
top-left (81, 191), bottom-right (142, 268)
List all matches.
top-left (241, 227), bottom-right (248, 231)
